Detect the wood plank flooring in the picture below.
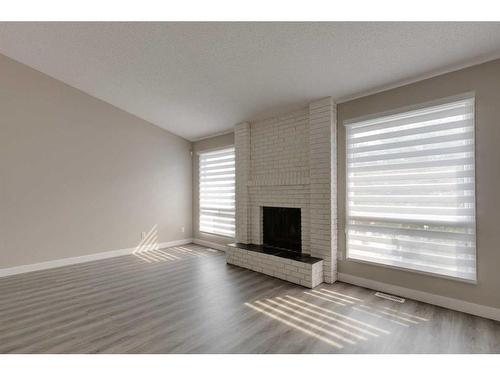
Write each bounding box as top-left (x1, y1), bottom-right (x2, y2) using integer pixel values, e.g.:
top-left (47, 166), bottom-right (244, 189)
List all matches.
top-left (0, 244), bottom-right (499, 353)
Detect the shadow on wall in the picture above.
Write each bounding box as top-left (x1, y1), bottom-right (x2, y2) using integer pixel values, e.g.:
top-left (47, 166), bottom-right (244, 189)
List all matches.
top-left (245, 288), bottom-right (429, 349)
top-left (132, 225), bottom-right (218, 264)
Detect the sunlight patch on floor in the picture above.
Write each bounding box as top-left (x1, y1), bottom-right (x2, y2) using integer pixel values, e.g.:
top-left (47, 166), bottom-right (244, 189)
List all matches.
top-left (132, 228), bottom-right (212, 264)
top-left (245, 288), bottom-right (429, 349)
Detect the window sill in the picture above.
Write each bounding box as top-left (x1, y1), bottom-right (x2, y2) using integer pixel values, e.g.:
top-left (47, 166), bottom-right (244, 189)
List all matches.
top-left (344, 255), bottom-right (477, 285)
top-left (199, 230), bottom-right (235, 240)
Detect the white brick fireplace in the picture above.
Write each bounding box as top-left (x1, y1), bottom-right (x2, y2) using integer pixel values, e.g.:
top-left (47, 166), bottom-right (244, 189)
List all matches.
top-left (227, 97), bottom-right (337, 287)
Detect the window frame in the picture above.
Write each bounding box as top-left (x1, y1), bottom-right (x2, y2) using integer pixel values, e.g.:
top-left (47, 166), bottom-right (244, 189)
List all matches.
top-left (198, 145), bottom-right (236, 238)
top-left (343, 92), bottom-right (477, 283)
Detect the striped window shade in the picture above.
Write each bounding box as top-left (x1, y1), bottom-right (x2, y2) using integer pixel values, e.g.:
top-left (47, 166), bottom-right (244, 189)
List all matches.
top-left (199, 146), bottom-right (235, 237)
top-left (345, 96), bottom-right (476, 281)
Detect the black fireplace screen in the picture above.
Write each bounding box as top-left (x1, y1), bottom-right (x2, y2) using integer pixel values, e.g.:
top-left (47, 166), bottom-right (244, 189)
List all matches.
top-left (262, 207), bottom-right (301, 253)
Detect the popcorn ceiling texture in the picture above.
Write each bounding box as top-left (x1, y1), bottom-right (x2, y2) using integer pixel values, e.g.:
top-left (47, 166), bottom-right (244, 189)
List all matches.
top-left (3, 23), bottom-right (500, 140)
top-left (232, 98), bottom-right (337, 286)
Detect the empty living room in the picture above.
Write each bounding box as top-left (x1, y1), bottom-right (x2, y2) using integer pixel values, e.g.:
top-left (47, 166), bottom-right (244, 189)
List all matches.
top-left (2, 1), bottom-right (500, 372)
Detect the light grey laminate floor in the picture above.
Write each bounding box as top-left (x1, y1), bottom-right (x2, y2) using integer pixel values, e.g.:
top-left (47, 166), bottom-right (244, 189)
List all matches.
top-left (1, 244), bottom-right (499, 354)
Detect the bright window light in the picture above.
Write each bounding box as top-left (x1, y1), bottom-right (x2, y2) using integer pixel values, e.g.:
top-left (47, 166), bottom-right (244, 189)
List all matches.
top-left (345, 96), bottom-right (476, 282)
top-left (199, 146), bottom-right (235, 237)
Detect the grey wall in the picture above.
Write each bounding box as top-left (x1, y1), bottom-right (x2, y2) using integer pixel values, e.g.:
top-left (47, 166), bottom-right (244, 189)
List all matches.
top-left (0, 54), bottom-right (192, 269)
top-left (337, 58), bottom-right (500, 309)
top-left (192, 133), bottom-right (235, 246)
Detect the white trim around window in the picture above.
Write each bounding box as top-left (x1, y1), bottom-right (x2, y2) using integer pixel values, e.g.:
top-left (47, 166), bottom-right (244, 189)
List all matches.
top-left (344, 94), bottom-right (477, 282)
top-left (199, 146), bottom-right (235, 238)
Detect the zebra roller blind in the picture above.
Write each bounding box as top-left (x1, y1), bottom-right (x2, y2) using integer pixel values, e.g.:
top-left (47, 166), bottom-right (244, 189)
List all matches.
top-left (345, 96), bottom-right (476, 281)
top-left (199, 146), bottom-right (235, 237)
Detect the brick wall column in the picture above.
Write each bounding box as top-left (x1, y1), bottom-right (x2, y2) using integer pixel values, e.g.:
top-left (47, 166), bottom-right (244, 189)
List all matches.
top-left (235, 122), bottom-right (251, 243)
top-left (309, 97), bottom-right (337, 283)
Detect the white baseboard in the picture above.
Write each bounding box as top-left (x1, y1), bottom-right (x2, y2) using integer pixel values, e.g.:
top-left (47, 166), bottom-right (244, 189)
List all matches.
top-left (0, 238), bottom-right (193, 278)
top-left (193, 238), bottom-right (228, 252)
top-left (338, 272), bottom-right (500, 322)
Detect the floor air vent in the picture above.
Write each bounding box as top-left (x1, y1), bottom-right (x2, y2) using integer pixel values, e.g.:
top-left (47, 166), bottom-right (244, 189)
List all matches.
top-left (375, 291), bottom-right (405, 303)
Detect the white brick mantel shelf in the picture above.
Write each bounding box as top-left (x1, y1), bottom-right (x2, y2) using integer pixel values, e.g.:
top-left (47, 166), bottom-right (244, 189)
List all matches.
top-left (229, 97), bottom-right (337, 288)
top-left (247, 170), bottom-right (310, 186)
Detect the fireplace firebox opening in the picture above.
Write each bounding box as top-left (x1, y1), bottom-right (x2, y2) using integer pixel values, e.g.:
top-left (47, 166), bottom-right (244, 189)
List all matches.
top-left (262, 206), bottom-right (301, 253)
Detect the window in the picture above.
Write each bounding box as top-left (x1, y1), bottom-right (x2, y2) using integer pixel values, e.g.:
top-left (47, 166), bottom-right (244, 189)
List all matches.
top-left (199, 146), bottom-right (235, 237)
top-left (345, 95), bottom-right (476, 281)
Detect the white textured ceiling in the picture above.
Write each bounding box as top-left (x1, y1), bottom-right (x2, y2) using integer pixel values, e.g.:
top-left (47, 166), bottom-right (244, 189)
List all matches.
top-left (1, 22), bottom-right (500, 140)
